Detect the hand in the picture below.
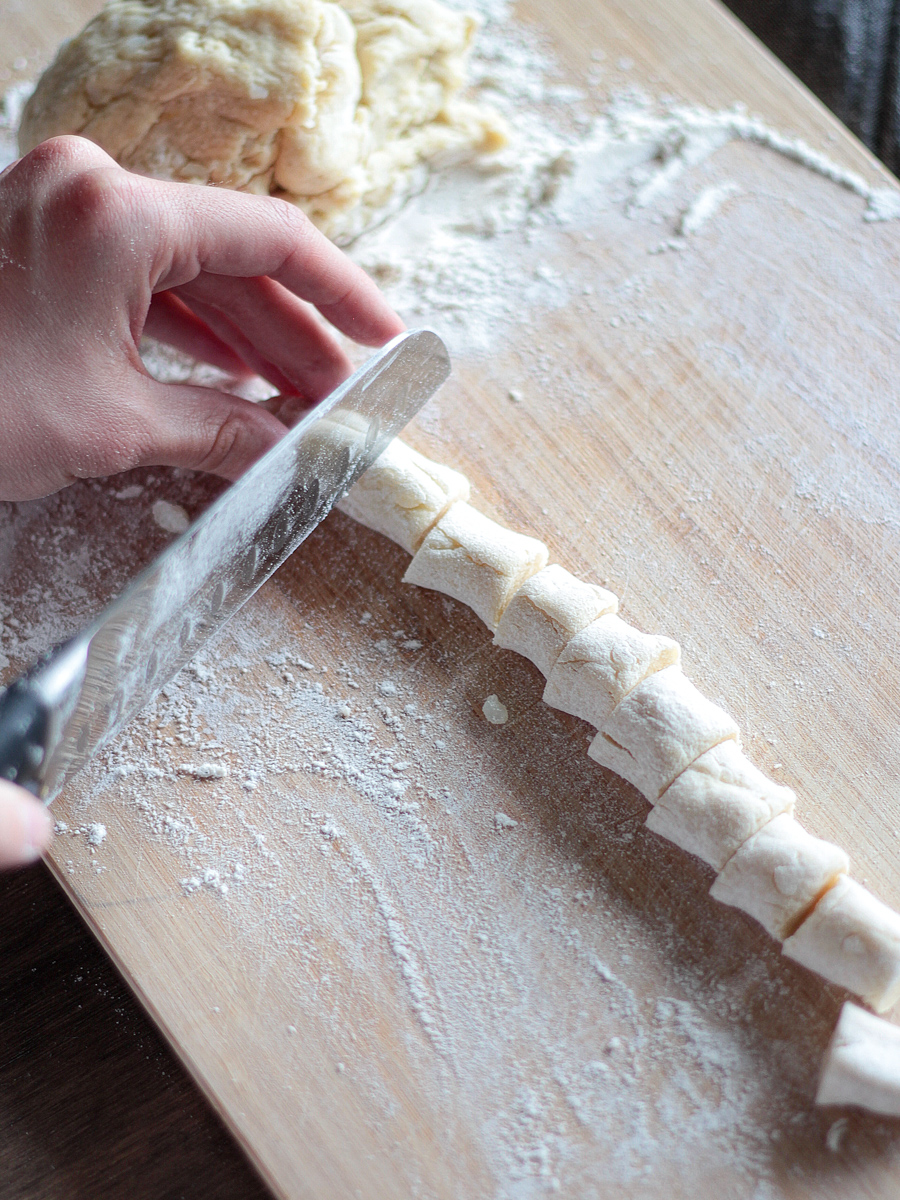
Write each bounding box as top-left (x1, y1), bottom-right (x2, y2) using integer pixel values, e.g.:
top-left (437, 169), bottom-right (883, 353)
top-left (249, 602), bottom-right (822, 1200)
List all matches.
top-left (0, 781), bottom-right (52, 869)
top-left (0, 136), bottom-right (405, 501)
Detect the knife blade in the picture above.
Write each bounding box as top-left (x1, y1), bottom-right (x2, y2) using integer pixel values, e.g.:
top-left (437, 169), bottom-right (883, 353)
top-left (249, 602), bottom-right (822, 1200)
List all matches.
top-left (0, 328), bottom-right (450, 802)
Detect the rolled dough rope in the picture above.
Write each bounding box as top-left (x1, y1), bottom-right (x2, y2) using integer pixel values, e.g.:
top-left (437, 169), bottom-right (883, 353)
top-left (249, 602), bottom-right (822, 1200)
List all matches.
top-left (493, 564), bottom-right (619, 678)
top-left (710, 813), bottom-right (849, 940)
top-left (337, 438), bottom-right (471, 554)
top-left (543, 614), bottom-right (680, 729)
top-left (645, 739), bottom-right (796, 870)
top-left (339, 441), bottom-right (900, 1056)
top-left (816, 1002), bottom-right (900, 1114)
top-left (587, 664), bottom-right (739, 802)
top-left (783, 876), bottom-right (900, 1013)
top-left (403, 501), bottom-right (549, 630)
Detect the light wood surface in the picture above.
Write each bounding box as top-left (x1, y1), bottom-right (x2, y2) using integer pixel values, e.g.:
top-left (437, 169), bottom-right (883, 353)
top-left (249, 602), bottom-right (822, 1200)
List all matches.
top-left (5, 0), bottom-right (900, 1196)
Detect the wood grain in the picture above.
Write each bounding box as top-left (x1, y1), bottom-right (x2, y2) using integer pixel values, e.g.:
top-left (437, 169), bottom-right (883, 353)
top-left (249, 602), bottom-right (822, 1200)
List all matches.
top-left (4, 0), bottom-right (900, 1197)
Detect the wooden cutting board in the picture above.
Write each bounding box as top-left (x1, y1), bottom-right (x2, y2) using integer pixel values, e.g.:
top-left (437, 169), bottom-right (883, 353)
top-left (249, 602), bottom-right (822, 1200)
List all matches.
top-left (5, 0), bottom-right (900, 1196)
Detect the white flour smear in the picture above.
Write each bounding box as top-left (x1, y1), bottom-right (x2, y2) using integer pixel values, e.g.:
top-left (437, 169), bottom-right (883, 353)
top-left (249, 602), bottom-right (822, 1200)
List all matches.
top-left (4, 3), bottom-right (900, 1195)
top-left (3, 16), bottom-right (898, 361)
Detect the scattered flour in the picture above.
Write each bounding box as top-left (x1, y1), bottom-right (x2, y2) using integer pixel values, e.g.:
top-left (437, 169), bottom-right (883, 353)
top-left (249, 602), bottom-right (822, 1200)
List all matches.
top-left (482, 694), bottom-right (509, 724)
top-left (85, 822), bottom-right (106, 846)
top-left (151, 499), bottom-right (190, 535)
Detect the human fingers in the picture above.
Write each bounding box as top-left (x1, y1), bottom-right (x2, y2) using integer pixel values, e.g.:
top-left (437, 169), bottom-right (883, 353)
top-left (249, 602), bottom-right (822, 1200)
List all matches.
top-left (173, 292), bottom-right (308, 396)
top-left (176, 273), bottom-right (354, 401)
top-left (135, 375), bottom-right (289, 480)
top-left (0, 782), bottom-right (53, 870)
top-left (145, 292), bottom-right (254, 378)
top-left (144, 182), bottom-right (405, 345)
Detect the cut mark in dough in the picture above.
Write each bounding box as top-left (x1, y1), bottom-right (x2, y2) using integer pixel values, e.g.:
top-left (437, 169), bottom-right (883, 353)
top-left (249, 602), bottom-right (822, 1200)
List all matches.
top-left (645, 740), bottom-right (795, 870)
top-left (588, 665), bottom-right (739, 802)
top-left (493, 564), bottom-right (618, 679)
top-left (544, 614), bottom-right (679, 730)
top-left (783, 875), bottom-right (900, 1013)
top-left (337, 437), bottom-right (470, 555)
top-left (710, 813), bottom-right (849, 940)
top-left (403, 501), bottom-right (548, 630)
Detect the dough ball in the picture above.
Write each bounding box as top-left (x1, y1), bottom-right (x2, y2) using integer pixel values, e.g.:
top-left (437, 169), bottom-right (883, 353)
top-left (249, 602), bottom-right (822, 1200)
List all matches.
top-left (543, 614), bottom-right (680, 730)
top-left (337, 437), bottom-right (470, 554)
top-left (783, 876), bottom-right (900, 1013)
top-left (403, 500), bottom-right (548, 630)
top-left (645, 740), bottom-right (795, 870)
top-left (19, 0), bottom-right (507, 241)
top-left (588, 665), bottom-right (739, 802)
top-left (817, 1002), bottom-right (900, 1114)
top-left (493, 564), bottom-right (618, 679)
top-left (709, 813), bottom-right (849, 941)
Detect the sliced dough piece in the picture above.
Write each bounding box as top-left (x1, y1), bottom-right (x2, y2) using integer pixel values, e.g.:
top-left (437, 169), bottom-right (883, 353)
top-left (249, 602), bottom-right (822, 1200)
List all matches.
top-left (493, 565), bottom-right (619, 678)
top-left (543, 615), bottom-right (680, 729)
top-left (645, 740), bottom-right (796, 870)
top-left (337, 438), bottom-right (470, 553)
top-left (783, 876), bottom-right (900, 1013)
top-left (588, 665), bottom-right (739, 802)
top-left (403, 501), bottom-right (548, 629)
top-left (817, 1002), bottom-right (900, 1114)
top-left (304, 414), bottom-right (369, 468)
top-left (710, 813), bottom-right (849, 940)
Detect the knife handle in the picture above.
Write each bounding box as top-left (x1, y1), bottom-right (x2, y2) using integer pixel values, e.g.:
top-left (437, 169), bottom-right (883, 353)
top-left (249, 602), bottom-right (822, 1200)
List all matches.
top-left (0, 677), bottom-right (50, 796)
top-left (0, 638), bottom-right (89, 800)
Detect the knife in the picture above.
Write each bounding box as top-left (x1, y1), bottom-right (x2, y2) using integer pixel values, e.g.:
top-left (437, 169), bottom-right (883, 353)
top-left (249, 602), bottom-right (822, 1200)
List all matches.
top-left (0, 328), bottom-right (450, 803)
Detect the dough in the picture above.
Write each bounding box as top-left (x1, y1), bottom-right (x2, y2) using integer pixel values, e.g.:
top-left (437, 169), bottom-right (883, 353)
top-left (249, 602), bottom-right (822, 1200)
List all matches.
top-left (19, 0), bottom-right (507, 242)
top-left (337, 438), bottom-right (470, 554)
top-left (302, 414), bottom-right (370, 478)
top-left (402, 501), bottom-right (548, 630)
top-left (645, 739), bottom-right (795, 870)
top-left (783, 876), bottom-right (900, 1013)
top-left (587, 665), bottom-right (739, 802)
top-left (816, 1002), bottom-right (900, 1114)
top-left (543, 615), bottom-right (680, 730)
top-left (493, 565), bottom-right (618, 679)
top-left (709, 813), bottom-right (849, 940)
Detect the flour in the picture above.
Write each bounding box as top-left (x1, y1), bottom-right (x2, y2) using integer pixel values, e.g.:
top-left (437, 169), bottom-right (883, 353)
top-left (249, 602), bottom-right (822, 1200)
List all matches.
top-left (483, 693), bottom-right (509, 724)
top-left (151, 499), bottom-right (190, 535)
top-left (679, 182), bottom-right (741, 235)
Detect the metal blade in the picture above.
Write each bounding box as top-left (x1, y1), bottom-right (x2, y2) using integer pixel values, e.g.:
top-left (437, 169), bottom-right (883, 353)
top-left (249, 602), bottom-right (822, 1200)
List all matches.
top-left (32, 328), bottom-right (449, 800)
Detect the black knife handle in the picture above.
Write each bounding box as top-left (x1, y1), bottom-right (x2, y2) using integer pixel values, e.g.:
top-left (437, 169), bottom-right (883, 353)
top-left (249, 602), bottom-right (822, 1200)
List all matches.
top-left (0, 677), bottom-right (50, 797)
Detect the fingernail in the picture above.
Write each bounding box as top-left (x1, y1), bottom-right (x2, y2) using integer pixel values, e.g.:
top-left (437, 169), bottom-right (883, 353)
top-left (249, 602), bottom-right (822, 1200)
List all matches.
top-left (21, 801), bottom-right (52, 864)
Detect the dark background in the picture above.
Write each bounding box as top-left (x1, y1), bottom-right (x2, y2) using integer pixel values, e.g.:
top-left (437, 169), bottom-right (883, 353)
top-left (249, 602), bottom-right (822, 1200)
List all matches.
top-left (724, 0), bottom-right (900, 173)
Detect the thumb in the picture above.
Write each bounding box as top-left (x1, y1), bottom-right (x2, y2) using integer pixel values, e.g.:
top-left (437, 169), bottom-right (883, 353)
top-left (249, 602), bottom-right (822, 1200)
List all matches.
top-left (0, 782), bottom-right (52, 869)
top-left (142, 380), bottom-right (289, 481)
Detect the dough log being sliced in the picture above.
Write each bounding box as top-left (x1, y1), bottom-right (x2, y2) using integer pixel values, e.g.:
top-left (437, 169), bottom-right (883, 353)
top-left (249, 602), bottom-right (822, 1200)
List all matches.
top-left (337, 438), bottom-right (470, 554)
top-left (709, 813), bottom-right (849, 940)
top-left (493, 564), bottom-right (618, 678)
top-left (645, 740), bottom-right (796, 871)
top-left (336, 434), bottom-right (900, 1112)
top-left (587, 664), bottom-right (739, 803)
top-left (783, 876), bottom-right (900, 1013)
top-left (543, 615), bottom-right (680, 729)
top-left (403, 500), bottom-right (548, 630)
